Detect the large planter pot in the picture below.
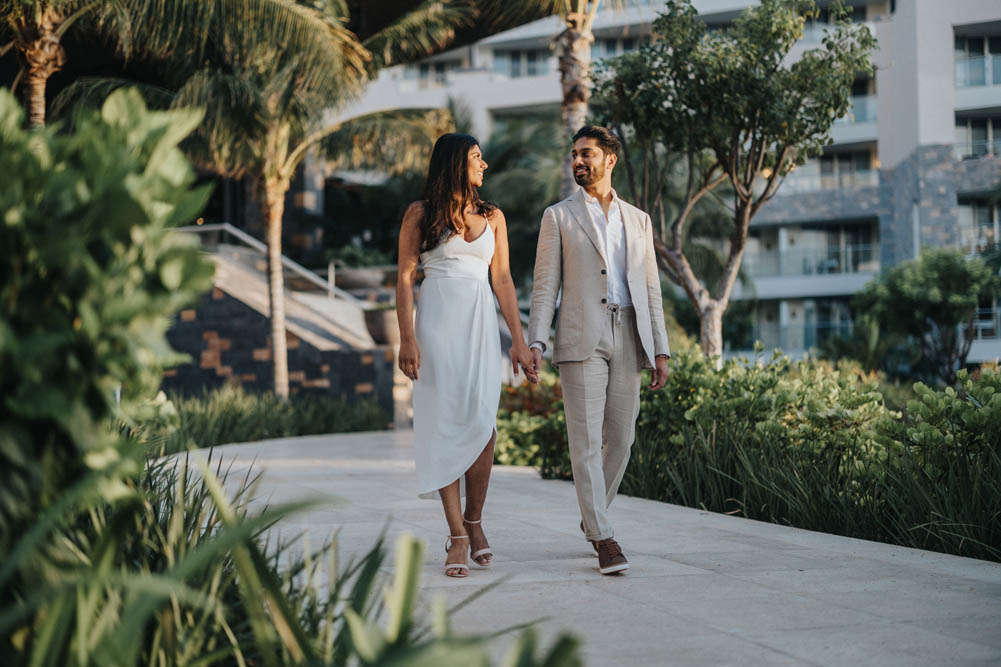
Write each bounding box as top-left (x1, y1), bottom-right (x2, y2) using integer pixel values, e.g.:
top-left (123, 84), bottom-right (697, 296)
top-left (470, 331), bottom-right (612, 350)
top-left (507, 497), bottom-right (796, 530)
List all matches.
top-left (335, 267), bottom-right (385, 290)
top-left (364, 308), bottom-right (400, 345)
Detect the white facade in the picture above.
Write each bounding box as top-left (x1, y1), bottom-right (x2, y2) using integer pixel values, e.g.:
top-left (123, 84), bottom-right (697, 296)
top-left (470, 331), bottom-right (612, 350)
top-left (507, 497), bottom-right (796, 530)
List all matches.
top-left (332, 0), bottom-right (1001, 364)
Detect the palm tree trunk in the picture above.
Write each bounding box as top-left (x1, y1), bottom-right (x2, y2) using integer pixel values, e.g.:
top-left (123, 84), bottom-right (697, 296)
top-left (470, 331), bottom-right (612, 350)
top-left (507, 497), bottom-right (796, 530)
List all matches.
top-left (555, 14), bottom-right (594, 198)
top-left (17, 7), bottom-right (66, 129)
top-left (262, 179), bottom-right (290, 398)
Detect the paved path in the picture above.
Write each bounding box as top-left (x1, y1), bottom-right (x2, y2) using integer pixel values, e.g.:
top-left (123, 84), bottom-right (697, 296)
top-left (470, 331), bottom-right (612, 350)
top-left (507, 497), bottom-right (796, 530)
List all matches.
top-left (211, 430), bottom-right (1001, 666)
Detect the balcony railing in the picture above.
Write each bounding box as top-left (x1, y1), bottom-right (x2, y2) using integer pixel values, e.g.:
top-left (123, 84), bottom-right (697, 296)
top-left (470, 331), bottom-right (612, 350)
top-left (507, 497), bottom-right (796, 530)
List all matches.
top-left (971, 308), bottom-right (1001, 341)
top-left (956, 55), bottom-right (1001, 88)
top-left (734, 321), bottom-right (854, 351)
top-left (954, 138), bottom-right (1001, 160)
top-left (779, 168), bottom-right (878, 194)
top-left (834, 95), bottom-right (877, 125)
top-left (742, 243), bottom-right (878, 278)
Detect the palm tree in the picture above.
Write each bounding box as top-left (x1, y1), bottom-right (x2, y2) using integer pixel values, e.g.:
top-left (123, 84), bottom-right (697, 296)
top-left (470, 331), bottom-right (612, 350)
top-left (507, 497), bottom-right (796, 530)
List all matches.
top-left (55, 0), bottom-right (472, 398)
top-left (476, 0), bottom-right (628, 196)
top-left (1, 1), bottom-right (108, 128)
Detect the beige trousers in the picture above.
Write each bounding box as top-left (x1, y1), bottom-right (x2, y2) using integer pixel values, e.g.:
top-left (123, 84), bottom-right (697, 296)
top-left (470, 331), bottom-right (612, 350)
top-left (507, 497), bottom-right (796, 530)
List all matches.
top-left (559, 304), bottom-right (643, 542)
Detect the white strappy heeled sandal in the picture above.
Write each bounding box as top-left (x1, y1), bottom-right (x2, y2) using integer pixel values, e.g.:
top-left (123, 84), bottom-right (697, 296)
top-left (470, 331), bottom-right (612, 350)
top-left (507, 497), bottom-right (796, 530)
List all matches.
top-left (444, 535), bottom-right (469, 577)
top-left (463, 518), bottom-right (494, 567)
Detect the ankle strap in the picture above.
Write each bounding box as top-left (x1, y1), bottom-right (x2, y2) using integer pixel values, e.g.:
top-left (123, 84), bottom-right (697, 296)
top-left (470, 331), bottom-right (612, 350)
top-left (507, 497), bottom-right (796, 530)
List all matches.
top-left (463, 518), bottom-right (481, 525)
top-left (448, 534), bottom-right (469, 539)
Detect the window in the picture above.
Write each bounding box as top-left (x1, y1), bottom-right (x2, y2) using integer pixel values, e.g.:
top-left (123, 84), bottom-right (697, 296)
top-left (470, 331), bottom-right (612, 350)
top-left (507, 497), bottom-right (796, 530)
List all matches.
top-left (957, 202), bottom-right (999, 255)
top-left (955, 116), bottom-right (1001, 159)
top-left (405, 60), bottom-right (456, 88)
top-left (955, 34), bottom-right (1001, 87)
top-left (526, 51), bottom-right (539, 76)
top-left (493, 50), bottom-right (549, 78)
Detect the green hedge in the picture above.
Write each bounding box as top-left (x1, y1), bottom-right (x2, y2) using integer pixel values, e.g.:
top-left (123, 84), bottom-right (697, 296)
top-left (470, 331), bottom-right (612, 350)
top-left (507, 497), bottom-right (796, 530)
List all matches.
top-left (135, 385), bottom-right (389, 455)
top-left (496, 348), bottom-right (1001, 562)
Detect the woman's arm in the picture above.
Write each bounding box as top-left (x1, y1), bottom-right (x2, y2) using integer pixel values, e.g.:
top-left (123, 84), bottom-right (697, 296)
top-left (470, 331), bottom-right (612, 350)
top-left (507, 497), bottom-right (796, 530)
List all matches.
top-left (396, 202), bottom-right (424, 381)
top-left (488, 210), bottom-right (539, 384)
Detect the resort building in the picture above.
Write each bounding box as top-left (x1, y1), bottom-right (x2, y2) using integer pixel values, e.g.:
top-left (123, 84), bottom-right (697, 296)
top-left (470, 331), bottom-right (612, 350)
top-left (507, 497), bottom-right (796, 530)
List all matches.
top-left (331, 0), bottom-right (1001, 363)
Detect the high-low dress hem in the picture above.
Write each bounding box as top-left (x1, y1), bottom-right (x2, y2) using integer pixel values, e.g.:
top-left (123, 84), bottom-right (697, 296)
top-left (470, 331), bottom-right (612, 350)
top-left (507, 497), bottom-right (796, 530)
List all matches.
top-left (416, 427), bottom-right (497, 500)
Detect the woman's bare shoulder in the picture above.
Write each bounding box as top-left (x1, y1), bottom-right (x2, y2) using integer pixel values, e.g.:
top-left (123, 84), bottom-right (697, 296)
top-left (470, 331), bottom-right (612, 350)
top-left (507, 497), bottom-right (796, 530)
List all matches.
top-left (402, 200), bottom-right (427, 225)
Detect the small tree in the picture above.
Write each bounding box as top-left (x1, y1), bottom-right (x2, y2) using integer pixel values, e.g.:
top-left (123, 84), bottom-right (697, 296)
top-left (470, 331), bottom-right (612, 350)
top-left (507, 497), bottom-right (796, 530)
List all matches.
top-left (856, 249), bottom-right (1000, 386)
top-left (592, 0), bottom-right (875, 365)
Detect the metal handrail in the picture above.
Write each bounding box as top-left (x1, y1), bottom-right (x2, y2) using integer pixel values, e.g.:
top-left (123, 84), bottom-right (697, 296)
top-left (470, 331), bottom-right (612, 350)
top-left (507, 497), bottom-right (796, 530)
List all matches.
top-left (175, 222), bottom-right (366, 306)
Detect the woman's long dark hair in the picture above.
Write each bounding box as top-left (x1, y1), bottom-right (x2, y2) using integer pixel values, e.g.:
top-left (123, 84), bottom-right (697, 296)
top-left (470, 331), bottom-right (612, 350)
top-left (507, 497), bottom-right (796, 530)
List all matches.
top-left (419, 133), bottom-right (496, 252)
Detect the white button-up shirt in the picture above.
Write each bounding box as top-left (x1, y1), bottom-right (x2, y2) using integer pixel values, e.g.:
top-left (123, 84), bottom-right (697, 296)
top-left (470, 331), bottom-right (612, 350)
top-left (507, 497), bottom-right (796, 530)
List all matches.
top-left (581, 188), bottom-right (631, 307)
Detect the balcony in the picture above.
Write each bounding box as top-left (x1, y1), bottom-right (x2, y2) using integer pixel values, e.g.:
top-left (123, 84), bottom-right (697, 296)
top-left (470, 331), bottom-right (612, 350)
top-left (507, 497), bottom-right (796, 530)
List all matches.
top-left (779, 168), bottom-right (879, 194)
top-left (954, 138), bottom-right (1001, 161)
top-left (743, 244), bottom-right (878, 278)
top-left (834, 95), bottom-right (877, 125)
top-left (732, 245), bottom-right (878, 301)
top-left (731, 321), bottom-right (854, 354)
top-left (966, 307), bottom-right (1001, 364)
top-left (956, 55), bottom-right (1001, 88)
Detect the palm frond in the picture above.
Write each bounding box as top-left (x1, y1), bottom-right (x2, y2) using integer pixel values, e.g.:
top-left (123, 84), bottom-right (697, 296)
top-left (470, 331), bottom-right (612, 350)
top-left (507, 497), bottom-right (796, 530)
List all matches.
top-left (51, 76), bottom-right (175, 120)
top-left (362, 0), bottom-right (474, 70)
top-left (319, 108), bottom-right (455, 176)
top-left (117, 0), bottom-right (368, 100)
top-left (170, 68), bottom-right (268, 179)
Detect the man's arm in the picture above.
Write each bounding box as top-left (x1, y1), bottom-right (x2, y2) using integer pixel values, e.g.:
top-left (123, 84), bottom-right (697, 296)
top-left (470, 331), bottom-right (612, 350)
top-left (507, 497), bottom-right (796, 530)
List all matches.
top-left (527, 207), bottom-right (562, 354)
top-left (644, 213), bottom-right (670, 359)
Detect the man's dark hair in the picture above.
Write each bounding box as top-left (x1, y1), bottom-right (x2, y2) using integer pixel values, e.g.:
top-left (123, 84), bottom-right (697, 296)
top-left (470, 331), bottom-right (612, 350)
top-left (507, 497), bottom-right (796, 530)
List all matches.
top-left (572, 125), bottom-right (621, 158)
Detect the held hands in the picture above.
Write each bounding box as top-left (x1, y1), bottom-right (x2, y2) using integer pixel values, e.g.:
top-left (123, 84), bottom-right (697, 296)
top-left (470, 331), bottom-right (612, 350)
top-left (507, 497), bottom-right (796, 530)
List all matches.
top-left (399, 337), bottom-right (421, 381)
top-left (649, 354), bottom-right (670, 391)
top-left (512, 342), bottom-right (540, 384)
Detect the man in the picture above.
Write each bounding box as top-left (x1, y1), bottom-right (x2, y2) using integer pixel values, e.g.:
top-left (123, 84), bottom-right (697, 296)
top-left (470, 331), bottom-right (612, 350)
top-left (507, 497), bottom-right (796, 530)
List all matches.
top-left (528, 125), bottom-right (670, 575)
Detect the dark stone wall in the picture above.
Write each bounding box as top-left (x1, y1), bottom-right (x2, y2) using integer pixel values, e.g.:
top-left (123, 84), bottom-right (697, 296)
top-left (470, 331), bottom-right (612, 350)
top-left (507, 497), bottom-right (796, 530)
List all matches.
top-left (753, 185), bottom-right (885, 227)
top-left (163, 287), bottom-right (394, 415)
top-left (881, 146), bottom-right (1001, 269)
top-left (750, 148), bottom-right (1001, 271)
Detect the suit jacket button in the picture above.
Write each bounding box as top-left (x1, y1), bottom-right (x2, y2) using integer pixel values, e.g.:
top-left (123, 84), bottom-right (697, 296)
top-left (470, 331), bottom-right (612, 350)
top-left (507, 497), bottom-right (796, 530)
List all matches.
top-left (601, 298), bottom-right (607, 304)
top-left (601, 269), bottom-right (607, 275)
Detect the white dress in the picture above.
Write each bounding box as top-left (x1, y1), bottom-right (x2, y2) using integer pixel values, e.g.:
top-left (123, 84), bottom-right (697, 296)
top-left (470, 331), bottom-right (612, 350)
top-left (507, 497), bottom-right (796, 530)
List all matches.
top-left (413, 216), bottom-right (501, 499)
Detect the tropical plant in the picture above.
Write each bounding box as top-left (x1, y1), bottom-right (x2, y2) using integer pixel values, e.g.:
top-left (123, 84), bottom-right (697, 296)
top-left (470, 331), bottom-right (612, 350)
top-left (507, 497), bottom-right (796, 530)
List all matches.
top-left (1, 0), bottom-right (119, 127)
top-left (135, 385), bottom-right (388, 456)
top-left (591, 0), bottom-right (876, 364)
top-left (853, 248), bottom-right (1001, 385)
top-left (0, 86), bottom-right (214, 549)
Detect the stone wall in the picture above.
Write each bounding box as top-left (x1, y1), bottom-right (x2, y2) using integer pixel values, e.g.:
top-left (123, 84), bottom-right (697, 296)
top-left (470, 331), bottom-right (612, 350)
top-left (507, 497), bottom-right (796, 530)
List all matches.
top-left (753, 148), bottom-right (1001, 271)
top-left (163, 287), bottom-right (395, 417)
top-left (880, 146), bottom-right (1001, 269)
top-left (753, 185), bottom-right (884, 227)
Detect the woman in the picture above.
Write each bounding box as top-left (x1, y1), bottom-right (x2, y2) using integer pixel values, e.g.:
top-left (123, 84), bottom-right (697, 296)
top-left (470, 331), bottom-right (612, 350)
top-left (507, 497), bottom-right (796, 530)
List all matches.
top-left (396, 134), bottom-right (539, 578)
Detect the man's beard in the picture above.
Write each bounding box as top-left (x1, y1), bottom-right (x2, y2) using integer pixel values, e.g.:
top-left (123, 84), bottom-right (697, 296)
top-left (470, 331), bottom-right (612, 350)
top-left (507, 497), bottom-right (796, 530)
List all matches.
top-left (573, 164), bottom-right (603, 186)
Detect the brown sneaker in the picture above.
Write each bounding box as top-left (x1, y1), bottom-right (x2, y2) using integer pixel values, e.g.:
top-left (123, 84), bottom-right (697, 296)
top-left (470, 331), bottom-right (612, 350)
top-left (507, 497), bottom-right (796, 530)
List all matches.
top-left (595, 538), bottom-right (629, 575)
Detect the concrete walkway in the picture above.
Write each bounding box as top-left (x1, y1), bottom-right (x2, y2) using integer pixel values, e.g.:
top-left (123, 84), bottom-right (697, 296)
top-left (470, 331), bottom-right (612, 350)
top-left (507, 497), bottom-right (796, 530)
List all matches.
top-left (213, 430), bottom-right (1001, 666)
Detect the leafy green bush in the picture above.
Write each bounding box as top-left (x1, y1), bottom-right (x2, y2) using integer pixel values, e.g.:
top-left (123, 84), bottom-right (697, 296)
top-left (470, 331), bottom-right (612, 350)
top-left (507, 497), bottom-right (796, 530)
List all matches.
top-left (496, 348), bottom-right (1001, 561)
top-left (0, 87), bottom-right (214, 552)
top-left (495, 372), bottom-right (571, 478)
top-left (136, 385), bottom-right (389, 455)
top-left (873, 368), bottom-right (1001, 559)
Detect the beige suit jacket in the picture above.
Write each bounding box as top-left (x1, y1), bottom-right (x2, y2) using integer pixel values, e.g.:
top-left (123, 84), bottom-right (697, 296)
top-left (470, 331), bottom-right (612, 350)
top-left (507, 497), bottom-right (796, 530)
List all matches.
top-left (528, 189), bottom-right (670, 368)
